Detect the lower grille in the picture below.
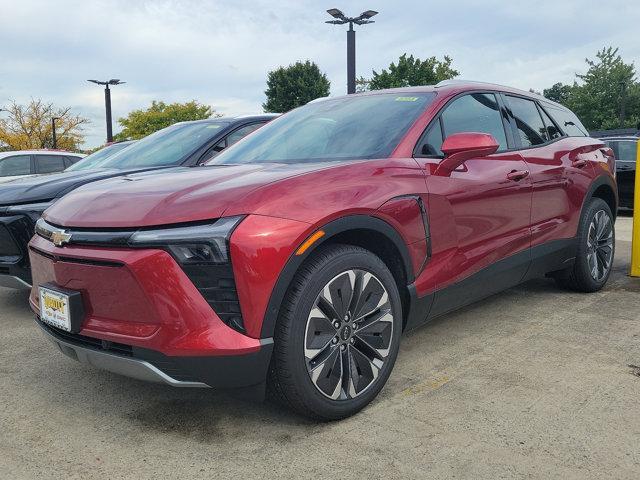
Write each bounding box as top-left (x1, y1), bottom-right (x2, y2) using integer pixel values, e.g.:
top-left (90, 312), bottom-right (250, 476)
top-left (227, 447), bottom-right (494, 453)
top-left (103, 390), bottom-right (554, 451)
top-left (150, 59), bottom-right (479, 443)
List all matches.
top-left (0, 224), bottom-right (20, 256)
top-left (180, 264), bottom-right (245, 332)
top-left (38, 319), bottom-right (133, 356)
top-left (0, 265), bottom-right (9, 275)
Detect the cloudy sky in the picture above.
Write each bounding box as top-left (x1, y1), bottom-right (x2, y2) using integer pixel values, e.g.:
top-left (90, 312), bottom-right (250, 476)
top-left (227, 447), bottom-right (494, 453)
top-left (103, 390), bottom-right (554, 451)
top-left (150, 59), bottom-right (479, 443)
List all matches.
top-left (1, 0), bottom-right (639, 148)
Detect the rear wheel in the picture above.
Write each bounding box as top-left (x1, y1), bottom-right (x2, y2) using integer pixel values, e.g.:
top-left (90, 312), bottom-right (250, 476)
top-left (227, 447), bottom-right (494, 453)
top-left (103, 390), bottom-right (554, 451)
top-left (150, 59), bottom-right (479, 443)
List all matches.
top-left (268, 244), bottom-right (402, 421)
top-left (556, 197), bottom-right (614, 292)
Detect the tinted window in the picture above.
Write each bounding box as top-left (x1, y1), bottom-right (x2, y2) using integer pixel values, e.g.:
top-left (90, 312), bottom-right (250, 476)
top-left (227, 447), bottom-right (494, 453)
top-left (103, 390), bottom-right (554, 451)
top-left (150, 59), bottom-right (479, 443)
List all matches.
top-left (506, 96), bottom-right (548, 147)
top-left (606, 140), bottom-right (638, 161)
top-left (199, 139), bottom-right (227, 162)
top-left (35, 155), bottom-right (66, 174)
top-left (538, 106), bottom-right (563, 140)
top-left (0, 155), bottom-right (31, 176)
top-left (207, 93), bottom-right (435, 165)
top-left (441, 94), bottom-right (507, 150)
top-left (65, 155), bottom-right (82, 166)
top-left (67, 142), bottom-right (134, 171)
top-left (417, 120), bottom-right (444, 156)
top-left (545, 105), bottom-right (588, 137)
top-left (96, 122), bottom-right (229, 170)
top-left (226, 123), bottom-right (264, 147)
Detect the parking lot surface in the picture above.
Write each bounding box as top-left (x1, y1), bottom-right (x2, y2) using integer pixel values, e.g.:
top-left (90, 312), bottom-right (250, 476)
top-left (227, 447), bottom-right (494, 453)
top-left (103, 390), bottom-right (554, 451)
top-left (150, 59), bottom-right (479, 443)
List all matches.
top-left (1, 217), bottom-right (638, 479)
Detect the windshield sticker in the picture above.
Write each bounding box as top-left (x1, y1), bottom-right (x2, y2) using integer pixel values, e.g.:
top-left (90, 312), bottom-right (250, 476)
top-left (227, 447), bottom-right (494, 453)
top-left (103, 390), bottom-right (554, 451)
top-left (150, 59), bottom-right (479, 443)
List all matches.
top-left (395, 96), bottom-right (419, 102)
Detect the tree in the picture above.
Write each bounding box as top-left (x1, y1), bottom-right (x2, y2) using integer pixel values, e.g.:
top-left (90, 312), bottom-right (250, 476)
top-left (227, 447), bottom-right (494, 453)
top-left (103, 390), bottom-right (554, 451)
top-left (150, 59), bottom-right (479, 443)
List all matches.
top-left (263, 60), bottom-right (330, 113)
top-left (0, 99), bottom-right (88, 151)
top-left (542, 47), bottom-right (640, 130)
top-left (542, 83), bottom-right (574, 104)
top-left (359, 53), bottom-right (459, 91)
top-left (116, 100), bottom-right (217, 140)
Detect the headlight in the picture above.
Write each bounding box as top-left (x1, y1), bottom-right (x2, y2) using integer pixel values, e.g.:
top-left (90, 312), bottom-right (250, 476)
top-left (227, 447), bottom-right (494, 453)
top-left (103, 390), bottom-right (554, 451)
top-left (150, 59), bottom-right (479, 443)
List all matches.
top-left (128, 216), bottom-right (244, 265)
top-left (7, 201), bottom-right (54, 220)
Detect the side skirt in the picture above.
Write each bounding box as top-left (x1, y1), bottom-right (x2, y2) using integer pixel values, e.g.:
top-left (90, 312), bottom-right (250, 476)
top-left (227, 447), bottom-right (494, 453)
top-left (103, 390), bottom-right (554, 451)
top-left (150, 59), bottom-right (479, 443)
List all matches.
top-left (404, 238), bottom-right (577, 332)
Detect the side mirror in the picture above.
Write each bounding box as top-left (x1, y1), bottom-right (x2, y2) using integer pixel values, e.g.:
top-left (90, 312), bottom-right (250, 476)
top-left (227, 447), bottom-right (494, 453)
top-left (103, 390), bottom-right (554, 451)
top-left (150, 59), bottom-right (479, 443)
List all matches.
top-left (435, 132), bottom-right (499, 176)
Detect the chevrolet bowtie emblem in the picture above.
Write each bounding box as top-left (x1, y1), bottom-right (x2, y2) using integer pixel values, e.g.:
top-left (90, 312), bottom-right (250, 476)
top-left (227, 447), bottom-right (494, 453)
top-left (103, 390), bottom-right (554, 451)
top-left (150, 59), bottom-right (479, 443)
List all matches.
top-left (51, 229), bottom-right (72, 247)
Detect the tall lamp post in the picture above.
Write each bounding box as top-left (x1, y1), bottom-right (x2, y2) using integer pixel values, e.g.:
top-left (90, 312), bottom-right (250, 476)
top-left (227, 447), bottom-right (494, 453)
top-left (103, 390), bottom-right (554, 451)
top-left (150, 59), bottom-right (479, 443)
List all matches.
top-left (325, 8), bottom-right (378, 94)
top-left (87, 79), bottom-right (125, 142)
top-left (51, 116), bottom-right (61, 149)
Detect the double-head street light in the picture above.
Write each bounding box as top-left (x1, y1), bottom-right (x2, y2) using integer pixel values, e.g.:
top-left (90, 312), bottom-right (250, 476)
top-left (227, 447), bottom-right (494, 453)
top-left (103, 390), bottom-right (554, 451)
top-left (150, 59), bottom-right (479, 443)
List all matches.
top-left (87, 78), bottom-right (126, 143)
top-left (326, 8), bottom-right (378, 94)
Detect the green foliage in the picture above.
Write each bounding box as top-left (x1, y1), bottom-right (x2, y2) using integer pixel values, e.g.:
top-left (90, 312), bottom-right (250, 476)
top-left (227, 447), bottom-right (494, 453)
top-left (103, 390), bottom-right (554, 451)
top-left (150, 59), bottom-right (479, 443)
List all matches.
top-left (542, 47), bottom-right (640, 131)
top-left (542, 83), bottom-right (573, 104)
top-left (116, 100), bottom-right (216, 140)
top-left (359, 53), bottom-right (459, 91)
top-left (263, 60), bottom-right (331, 113)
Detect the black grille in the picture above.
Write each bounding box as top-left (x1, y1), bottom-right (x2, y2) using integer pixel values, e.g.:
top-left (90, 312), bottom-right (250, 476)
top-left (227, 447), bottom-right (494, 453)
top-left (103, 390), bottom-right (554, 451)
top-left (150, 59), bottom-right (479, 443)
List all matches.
top-left (0, 265), bottom-right (9, 275)
top-left (38, 319), bottom-right (133, 356)
top-left (180, 263), bottom-right (245, 332)
top-left (0, 224), bottom-right (20, 256)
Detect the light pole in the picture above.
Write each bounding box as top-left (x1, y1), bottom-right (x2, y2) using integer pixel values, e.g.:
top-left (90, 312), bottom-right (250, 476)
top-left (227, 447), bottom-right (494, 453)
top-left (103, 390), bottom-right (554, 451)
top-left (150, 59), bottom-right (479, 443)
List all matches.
top-left (325, 8), bottom-right (378, 94)
top-left (87, 79), bottom-right (125, 142)
top-left (51, 116), bottom-right (61, 149)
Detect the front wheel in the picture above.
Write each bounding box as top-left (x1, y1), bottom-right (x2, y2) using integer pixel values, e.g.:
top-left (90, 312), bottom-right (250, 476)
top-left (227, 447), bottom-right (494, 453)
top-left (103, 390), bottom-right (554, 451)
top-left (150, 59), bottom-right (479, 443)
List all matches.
top-left (556, 197), bottom-right (615, 292)
top-left (268, 244), bottom-right (402, 421)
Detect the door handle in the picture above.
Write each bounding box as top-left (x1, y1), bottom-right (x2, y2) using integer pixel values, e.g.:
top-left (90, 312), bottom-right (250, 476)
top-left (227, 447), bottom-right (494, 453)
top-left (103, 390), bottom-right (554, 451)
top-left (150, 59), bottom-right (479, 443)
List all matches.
top-left (572, 159), bottom-right (588, 168)
top-left (507, 170), bottom-right (530, 181)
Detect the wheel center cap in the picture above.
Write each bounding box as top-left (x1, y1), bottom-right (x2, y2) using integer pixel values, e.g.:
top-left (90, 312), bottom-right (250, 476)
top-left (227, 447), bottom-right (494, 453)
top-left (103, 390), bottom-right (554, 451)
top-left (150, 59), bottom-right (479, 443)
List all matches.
top-left (340, 325), bottom-right (352, 341)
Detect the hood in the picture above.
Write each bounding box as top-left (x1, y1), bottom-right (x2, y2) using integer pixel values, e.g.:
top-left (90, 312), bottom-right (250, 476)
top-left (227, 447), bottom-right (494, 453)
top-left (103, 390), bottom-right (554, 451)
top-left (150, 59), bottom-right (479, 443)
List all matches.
top-left (43, 163), bottom-right (334, 228)
top-left (0, 168), bottom-right (161, 206)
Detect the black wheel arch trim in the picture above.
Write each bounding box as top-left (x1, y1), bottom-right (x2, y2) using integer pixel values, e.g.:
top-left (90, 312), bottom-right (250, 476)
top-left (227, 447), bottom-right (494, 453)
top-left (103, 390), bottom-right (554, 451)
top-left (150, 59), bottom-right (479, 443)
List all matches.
top-left (583, 174), bottom-right (618, 220)
top-left (259, 214), bottom-right (415, 339)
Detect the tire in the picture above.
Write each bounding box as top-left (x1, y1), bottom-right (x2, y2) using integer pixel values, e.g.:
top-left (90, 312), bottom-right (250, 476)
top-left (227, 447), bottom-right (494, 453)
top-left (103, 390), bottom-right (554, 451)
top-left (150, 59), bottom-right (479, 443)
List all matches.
top-left (556, 197), bottom-right (615, 292)
top-left (268, 244), bottom-right (402, 421)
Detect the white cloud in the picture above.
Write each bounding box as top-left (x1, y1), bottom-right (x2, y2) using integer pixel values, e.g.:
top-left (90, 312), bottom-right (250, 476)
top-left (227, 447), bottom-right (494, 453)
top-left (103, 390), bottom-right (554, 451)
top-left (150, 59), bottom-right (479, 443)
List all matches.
top-left (1, 0), bottom-right (638, 148)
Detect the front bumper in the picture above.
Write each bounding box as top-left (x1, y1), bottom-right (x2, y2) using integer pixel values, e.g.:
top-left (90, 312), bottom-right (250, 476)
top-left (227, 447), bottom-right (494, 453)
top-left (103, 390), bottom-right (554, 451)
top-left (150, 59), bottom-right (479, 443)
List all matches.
top-left (28, 234), bottom-right (275, 390)
top-left (37, 317), bottom-right (274, 389)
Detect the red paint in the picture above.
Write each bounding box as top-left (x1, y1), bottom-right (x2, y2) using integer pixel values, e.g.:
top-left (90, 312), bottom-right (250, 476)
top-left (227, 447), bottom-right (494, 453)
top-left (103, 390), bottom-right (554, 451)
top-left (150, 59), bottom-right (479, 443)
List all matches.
top-left (31, 82), bottom-right (616, 364)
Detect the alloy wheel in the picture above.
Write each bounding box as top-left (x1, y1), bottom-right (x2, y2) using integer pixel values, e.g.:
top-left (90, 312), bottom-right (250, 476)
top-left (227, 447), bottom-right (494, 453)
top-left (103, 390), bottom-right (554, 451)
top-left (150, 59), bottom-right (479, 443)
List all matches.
top-left (586, 209), bottom-right (613, 282)
top-left (304, 269), bottom-right (394, 400)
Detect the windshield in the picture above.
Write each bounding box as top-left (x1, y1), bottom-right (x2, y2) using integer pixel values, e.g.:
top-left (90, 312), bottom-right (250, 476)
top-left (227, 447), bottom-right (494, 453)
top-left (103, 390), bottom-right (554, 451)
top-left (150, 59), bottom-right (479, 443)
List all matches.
top-left (87, 121), bottom-right (229, 170)
top-left (207, 93), bottom-right (435, 165)
top-left (66, 142), bottom-right (134, 171)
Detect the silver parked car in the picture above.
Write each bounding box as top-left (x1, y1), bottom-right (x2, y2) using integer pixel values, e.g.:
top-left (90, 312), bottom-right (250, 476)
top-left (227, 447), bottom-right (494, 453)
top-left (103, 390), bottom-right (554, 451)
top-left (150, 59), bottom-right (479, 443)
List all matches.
top-left (0, 150), bottom-right (85, 183)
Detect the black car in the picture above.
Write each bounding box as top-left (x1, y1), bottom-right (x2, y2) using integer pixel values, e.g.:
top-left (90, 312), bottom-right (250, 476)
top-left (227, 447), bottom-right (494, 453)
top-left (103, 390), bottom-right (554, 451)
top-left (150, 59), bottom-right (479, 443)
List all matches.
top-left (597, 131), bottom-right (638, 210)
top-left (0, 114), bottom-right (276, 288)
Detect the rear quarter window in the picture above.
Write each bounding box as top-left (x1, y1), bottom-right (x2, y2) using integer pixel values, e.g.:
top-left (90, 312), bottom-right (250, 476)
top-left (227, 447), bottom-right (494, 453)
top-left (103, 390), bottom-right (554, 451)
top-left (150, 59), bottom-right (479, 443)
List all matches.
top-left (544, 104), bottom-right (588, 137)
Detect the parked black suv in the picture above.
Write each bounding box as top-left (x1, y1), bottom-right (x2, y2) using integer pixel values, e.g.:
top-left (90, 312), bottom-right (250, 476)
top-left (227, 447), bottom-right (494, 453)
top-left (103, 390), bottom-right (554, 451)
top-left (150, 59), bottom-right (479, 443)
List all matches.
top-left (0, 115), bottom-right (276, 288)
top-left (595, 129), bottom-right (638, 210)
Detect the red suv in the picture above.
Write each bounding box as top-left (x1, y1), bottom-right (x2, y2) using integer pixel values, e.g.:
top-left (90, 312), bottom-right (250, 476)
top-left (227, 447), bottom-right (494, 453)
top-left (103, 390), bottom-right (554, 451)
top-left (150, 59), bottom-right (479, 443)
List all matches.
top-left (29, 81), bottom-right (617, 420)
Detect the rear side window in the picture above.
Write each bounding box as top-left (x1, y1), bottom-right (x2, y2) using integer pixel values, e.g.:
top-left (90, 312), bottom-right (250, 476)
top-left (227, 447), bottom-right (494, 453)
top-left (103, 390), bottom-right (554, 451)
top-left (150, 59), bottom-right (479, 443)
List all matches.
top-left (226, 122), bottom-right (265, 147)
top-left (0, 155), bottom-right (31, 176)
top-left (506, 96), bottom-right (549, 147)
top-left (606, 140), bottom-right (638, 161)
top-left (545, 105), bottom-right (588, 137)
top-left (537, 107), bottom-right (563, 140)
top-left (64, 155), bottom-right (81, 167)
top-left (441, 93), bottom-right (508, 151)
top-left (35, 155), bottom-right (66, 174)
